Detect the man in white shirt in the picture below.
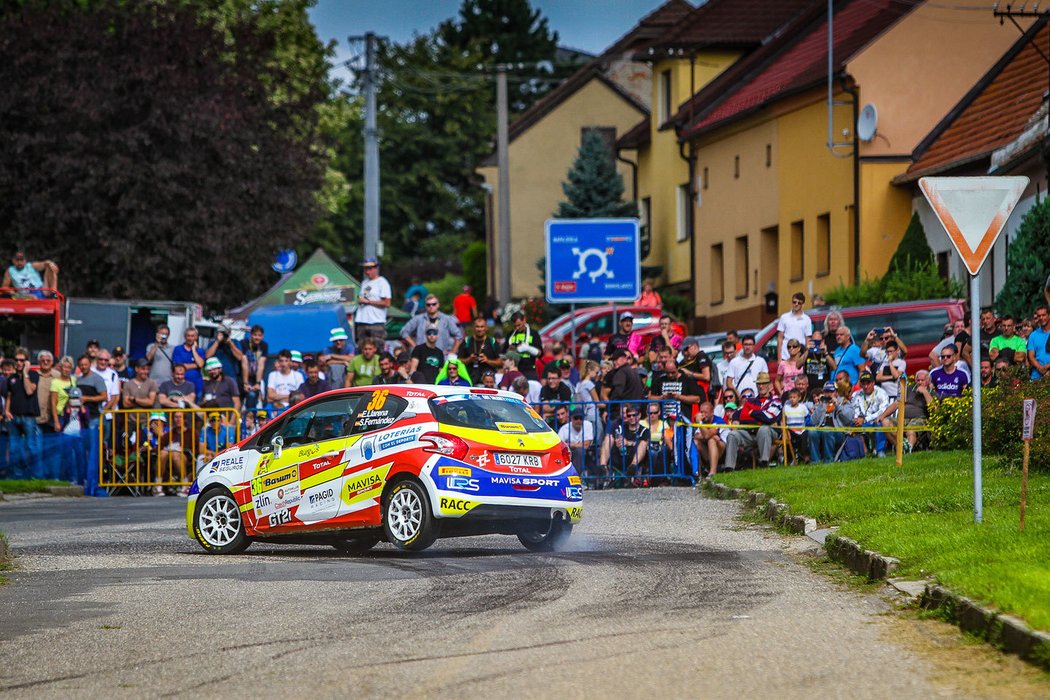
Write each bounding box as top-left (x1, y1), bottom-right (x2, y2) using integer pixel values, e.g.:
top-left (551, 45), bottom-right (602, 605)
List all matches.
top-left (266, 349), bottom-right (304, 409)
top-left (558, 410), bottom-right (594, 479)
top-left (726, 335), bottom-right (768, 396)
top-left (776, 292), bottom-right (813, 361)
top-left (354, 258), bottom-right (392, 350)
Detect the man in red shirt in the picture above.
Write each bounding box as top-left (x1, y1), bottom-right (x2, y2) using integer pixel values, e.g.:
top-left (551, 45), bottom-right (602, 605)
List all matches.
top-left (452, 285), bottom-right (478, 330)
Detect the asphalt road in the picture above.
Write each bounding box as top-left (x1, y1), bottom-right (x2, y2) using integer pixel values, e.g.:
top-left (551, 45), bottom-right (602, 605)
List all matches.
top-left (1, 490), bottom-right (1047, 699)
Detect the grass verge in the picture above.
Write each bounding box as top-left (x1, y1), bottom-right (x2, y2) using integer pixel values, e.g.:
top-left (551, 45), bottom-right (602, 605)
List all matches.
top-left (0, 479), bottom-right (68, 494)
top-left (0, 531), bottom-right (11, 584)
top-left (715, 451), bottom-right (1050, 631)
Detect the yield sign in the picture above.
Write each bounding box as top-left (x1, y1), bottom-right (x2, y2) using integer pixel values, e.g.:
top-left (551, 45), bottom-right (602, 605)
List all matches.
top-left (919, 176), bottom-right (1029, 275)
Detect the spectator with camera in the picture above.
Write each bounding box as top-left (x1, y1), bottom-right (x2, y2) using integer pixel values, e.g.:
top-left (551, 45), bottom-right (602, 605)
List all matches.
top-left (172, 327), bottom-right (206, 397)
top-left (851, 370), bottom-right (891, 457)
top-left (875, 340), bottom-right (906, 401)
top-left (206, 324), bottom-right (245, 386)
top-left (146, 324), bottom-right (174, 384)
top-left (3, 347), bottom-right (40, 478)
top-left (239, 324), bottom-right (268, 408)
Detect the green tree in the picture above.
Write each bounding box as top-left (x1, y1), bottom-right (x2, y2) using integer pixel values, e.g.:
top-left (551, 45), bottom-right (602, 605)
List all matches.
top-left (0, 0), bottom-right (326, 311)
top-left (888, 212), bottom-right (934, 271)
top-left (556, 130), bottom-right (638, 219)
top-left (996, 196), bottom-right (1050, 318)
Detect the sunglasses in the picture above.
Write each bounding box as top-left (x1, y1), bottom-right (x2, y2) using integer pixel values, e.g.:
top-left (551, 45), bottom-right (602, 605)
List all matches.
top-left (626, 412), bottom-right (639, 417)
top-left (425, 302), bottom-right (439, 307)
top-left (940, 354), bottom-right (954, 360)
top-left (14, 357), bottom-right (26, 362)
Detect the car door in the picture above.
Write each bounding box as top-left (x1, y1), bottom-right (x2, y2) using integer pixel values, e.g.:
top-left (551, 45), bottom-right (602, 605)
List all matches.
top-left (250, 394), bottom-right (363, 530)
top-left (335, 388), bottom-right (412, 526)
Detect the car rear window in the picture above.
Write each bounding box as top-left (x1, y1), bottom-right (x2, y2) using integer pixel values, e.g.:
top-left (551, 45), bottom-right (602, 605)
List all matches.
top-left (429, 395), bottom-right (551, 433)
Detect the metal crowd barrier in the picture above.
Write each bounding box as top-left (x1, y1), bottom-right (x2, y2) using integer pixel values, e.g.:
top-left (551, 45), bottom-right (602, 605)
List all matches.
top-left (99, 408), bottom-right (241, 493)
top-left (533, 398), bottom-right (691, 488)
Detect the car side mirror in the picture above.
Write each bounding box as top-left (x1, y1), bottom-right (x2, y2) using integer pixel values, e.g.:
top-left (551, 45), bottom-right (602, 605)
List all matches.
top-left (271, 435), bottom-right (283, 459)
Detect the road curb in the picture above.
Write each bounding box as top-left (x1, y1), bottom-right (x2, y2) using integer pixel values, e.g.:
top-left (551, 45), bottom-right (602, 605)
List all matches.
top-left (702, 481), bottom-right (1050, 671)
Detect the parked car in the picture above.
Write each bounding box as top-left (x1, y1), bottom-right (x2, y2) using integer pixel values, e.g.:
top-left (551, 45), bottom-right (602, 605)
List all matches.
top-left (188, 385), bottom-right (582, 554)
top-left (539, 305), bottom-right (687, 357)
top-left (753, 298), bottom-right (966, 377)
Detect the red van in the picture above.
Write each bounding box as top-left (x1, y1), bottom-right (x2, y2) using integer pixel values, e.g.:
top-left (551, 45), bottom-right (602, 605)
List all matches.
top-left (753, 298), bottom-right (967, 378)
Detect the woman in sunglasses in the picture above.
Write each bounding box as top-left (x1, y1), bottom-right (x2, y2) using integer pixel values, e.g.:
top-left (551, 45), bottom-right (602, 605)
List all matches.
top-left (775, 339), bottom-right (805, 394)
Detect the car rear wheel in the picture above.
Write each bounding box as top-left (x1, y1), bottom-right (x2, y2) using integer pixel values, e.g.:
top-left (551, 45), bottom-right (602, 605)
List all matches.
top-left (383, 480), bottom-right (437, 551)
top-left (193, 488), bottom-right (251, 554)
top-left (332, 535), bottom-right (381, 554)
top-left (517, 515), bottom-right (572, 552)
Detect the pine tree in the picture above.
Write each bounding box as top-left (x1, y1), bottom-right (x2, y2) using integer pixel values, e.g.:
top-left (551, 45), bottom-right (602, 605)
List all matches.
top-left (555, 131), bottom-right (638, 219)
top-left (887, 212), bottom-right (934, 271)
top-left (996, 196), bottom-right (1050, 318)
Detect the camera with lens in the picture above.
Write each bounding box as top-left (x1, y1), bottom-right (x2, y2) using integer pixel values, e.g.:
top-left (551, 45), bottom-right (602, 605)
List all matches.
top-left (67, 386), bottom-right (83, 409)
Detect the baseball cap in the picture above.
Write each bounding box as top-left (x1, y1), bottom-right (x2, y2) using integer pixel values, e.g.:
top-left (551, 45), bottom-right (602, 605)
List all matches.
top-left (571, 409), bottom-right (583, 419)
top-left (256, 409), bottom-right (268, 418)
top-left (361, 257), bottom-right (378, 267)
top-left (204, 357), bottom-right (222, 371)
top-left (501, 350), bottom-right (521, 362)
top-left (112, 345), bottom-right (125, 356)
top-left (207, 411), bottom-right (221, 421)
top-left (134, 357), bottom-right (150, 368)
top-left (329, 327), bottom-right (348, 342)
top-left (149, 412), bottom-right (167, 422)
top-left (425, 327), bottom-right (439, 335)
top-left (86, 339), bottom-right (100, 347)
top-left (859, 370), bottom-right (874, 383)
top-left (290, 350), bottom-right (303, 363)
top-left (682, 336), bottom-right (701, 348)
top-left (823, 381), bottom-right (836, 391)
top-left (620, 312), bottom-right (634, 320)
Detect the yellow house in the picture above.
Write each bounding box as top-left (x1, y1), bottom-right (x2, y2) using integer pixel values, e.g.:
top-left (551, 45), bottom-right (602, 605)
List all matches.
top-left (477, 0), bottom-right (693, 301)
top-left (618, 0), bottom-right (819, 300)
top-left (672, 0), bottom-right (1028, 331)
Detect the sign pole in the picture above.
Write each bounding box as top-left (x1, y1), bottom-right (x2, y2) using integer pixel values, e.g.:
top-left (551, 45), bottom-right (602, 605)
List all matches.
top-left (895, 375), bottom-right (906, 467)
top-left (971, 273), bottom-right (983, 524)
top-left (1021, 398), bottom-right (1036, 531)
top-left (570, 303), bottom-right (576, 360)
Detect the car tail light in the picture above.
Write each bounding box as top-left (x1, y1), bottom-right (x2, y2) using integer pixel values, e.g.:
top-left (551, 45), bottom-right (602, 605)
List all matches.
top-left (420, 431), bottom-right (469, 461)
top-left (471, 388), bottom-right (499, 395)
top-left (559, 441), bottom-right (571, 466)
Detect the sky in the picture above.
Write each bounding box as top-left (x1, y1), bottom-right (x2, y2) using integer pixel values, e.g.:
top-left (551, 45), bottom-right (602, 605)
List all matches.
top-left (308, 0), bottom-right (669, 83)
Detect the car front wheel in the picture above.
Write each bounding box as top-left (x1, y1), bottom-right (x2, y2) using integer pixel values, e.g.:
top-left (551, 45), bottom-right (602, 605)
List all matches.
top-left (193, 488), bottom-right (251, 554)
top-left (383, 480), bottom-right (437, 551)
top-left (517, 516), bottom-right (572, 552)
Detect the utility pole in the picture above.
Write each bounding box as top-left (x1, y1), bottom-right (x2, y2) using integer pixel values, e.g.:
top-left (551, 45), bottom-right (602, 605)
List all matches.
top-left (497, 66), bottom-right (512, 304)
top-left (350, 32), bottom-right (382, 261)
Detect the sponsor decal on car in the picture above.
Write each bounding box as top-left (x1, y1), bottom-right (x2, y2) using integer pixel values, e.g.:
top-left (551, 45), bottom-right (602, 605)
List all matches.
top-left (251, 465), bottom-right (298, 495)
top-left (300, 453), bottom-right (342, 479)
top-left (298, 444), bottom-right (321, 458)
top-left (378, 426), bottom-right (422, 451)
top-left (495, 421), bottom-right (526, 434)
top-left (568, 475), bottom-right (581, 485)
top-left (208, 453), bottom-right (246, 474)
top-left (341, 462), bottom-right (393, 507)
top-left (490, 476), bottom-right (559, 487)
top-left (446, 476), bottom-right (480, 492)
top-left (439, 496), bottom-right (480, 515)
top-left (566, 506), bottom-right (583, 522)
top-left (565, 486), bottom-right (583, 500)
top-left (438, 465), bottom-right (471, 477)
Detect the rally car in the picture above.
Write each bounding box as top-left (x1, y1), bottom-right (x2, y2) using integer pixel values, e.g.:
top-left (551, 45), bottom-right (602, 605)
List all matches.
top-left (187, 385), bottom-right (582, 554)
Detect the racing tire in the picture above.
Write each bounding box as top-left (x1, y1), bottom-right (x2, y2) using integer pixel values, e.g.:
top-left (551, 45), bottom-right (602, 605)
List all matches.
top-left (192, 488), bottom-right (251, 555)
top-left (332, 535), bottom-right (382, 554)
top-left (517, 516), bottom-right (573, 552)
top-left (383, 480), bottom-right (437, 552)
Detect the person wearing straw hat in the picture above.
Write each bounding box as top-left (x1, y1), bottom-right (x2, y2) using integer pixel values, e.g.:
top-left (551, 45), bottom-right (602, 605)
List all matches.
top-left (321, 326), bottom-right (354, 388)
top-left (201, 356), bottom-right (240, 411)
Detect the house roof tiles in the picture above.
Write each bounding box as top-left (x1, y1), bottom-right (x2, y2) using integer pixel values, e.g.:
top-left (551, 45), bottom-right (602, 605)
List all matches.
top-left (640, 0), bottom-right (820, 53)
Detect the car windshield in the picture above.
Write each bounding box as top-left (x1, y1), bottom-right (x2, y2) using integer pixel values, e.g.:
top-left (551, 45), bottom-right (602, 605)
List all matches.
top-left (429, 395), bottom-right (551, 433)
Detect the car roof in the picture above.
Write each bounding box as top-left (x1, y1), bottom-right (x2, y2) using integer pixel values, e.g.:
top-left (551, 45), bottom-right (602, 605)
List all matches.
top-left (298, 383), bottom-right (525, 403)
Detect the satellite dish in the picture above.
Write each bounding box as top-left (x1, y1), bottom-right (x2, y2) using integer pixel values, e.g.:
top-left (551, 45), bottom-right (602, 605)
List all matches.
top-left (857, 103), bottom-right (878, 142)
top-left (272, 249), bottom-right (298, 274)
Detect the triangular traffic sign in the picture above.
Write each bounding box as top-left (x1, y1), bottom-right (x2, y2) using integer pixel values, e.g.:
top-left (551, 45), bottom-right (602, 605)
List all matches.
top-left (919, 176), bottom-right (1029, 275)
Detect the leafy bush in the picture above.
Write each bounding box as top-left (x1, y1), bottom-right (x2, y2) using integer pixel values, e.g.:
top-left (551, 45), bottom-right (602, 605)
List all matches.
top-left (925, 373), bottom-right (1050, 471)
top-left (661, 292), bottom-right (692, 324)
top-left (462, 241), bottom-right (487, 304)
top-left (888, 212), bottom-right (934, 272)
top-left (824, 262), bottom-right (964, 306)
top-left (423, 273), bottom-right (466, 308)
top-left (996, 195), bottom-right (1050, 319)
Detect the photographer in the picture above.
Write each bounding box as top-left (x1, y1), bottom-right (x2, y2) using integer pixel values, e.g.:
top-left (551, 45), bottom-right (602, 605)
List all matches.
top-left (804, 330), bottom-right (830, 389)
top-left (205, 323), bottom-right (245, 388)
top-left (146, 324), bottom-right (174, 384)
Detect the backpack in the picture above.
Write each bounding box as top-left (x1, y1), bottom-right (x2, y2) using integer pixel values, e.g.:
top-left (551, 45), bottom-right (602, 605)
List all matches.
top-left (836, 435), bottom-right (866, 462)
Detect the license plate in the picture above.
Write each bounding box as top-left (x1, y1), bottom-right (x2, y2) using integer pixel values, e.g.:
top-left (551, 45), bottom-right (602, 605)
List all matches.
top-left (494, 453), bottom-right (541, 468)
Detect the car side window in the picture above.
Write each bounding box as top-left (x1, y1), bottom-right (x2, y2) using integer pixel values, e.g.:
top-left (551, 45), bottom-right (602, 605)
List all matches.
top-left (349, 389), bottom-right (408, 434)
top-left (302, 396), bottom-right (363, 443)
top-left (581, 315), bottom-right (611, 337)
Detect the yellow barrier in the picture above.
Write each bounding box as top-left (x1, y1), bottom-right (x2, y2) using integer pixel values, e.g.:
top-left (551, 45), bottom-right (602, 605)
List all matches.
top-left (687, 423), bottom-right (930, 432)
top-left (98, 408), bottom-right (241, 491)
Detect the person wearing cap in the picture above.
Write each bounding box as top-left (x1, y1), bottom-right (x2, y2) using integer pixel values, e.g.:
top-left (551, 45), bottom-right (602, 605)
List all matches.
top-left (850, 370), bottom-right (891, 457)
top-left (121, 358), bottom-right (159, 409)
top-left (347, 337), bottom-right (380, 387)
top-left (503, 310), bottom-right (541, 380)
top-left (602, 348), bottom-right (645, 406)
top-left (237, 324), bottom-right (268, 409)
top-left (809, 379), bottom-right (856, 463)
top-left (401, 294), bottom-right (462, 353)
top-left (604, 312), bottom-right (638, 360)
top-left (480, 369), bottom-right (497, 389)
top-left (84, 339), bottom-right (100, 362)
top-left (452, 285), bottom-right (478, 330)
top-left (199, 356), bottom-right (240, 411)
top-left (678, 337), bottom-right (712, 391)
top-left (458, 316), bottom-right (501, 385)
top-left (354, 258), bottom-right (391, 349)
top-left (409, 327), bottom-right (445, 384)
top-left (110, 345), bottom-right (132, 380)
top-left (724, 371), bottom-right (782, 470)
top-left (321, 327), bottom-right (353, 388)
top-left (288, 349), bottom-right (306, 381)
top-left (2, 249), bottom-right (58, 296)
top-left (205, 322), bottom-right (245, 387)
top-left (199, 411), bottom-right (236, 464)
top-left (559, 409), bottom-right (594, 479)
